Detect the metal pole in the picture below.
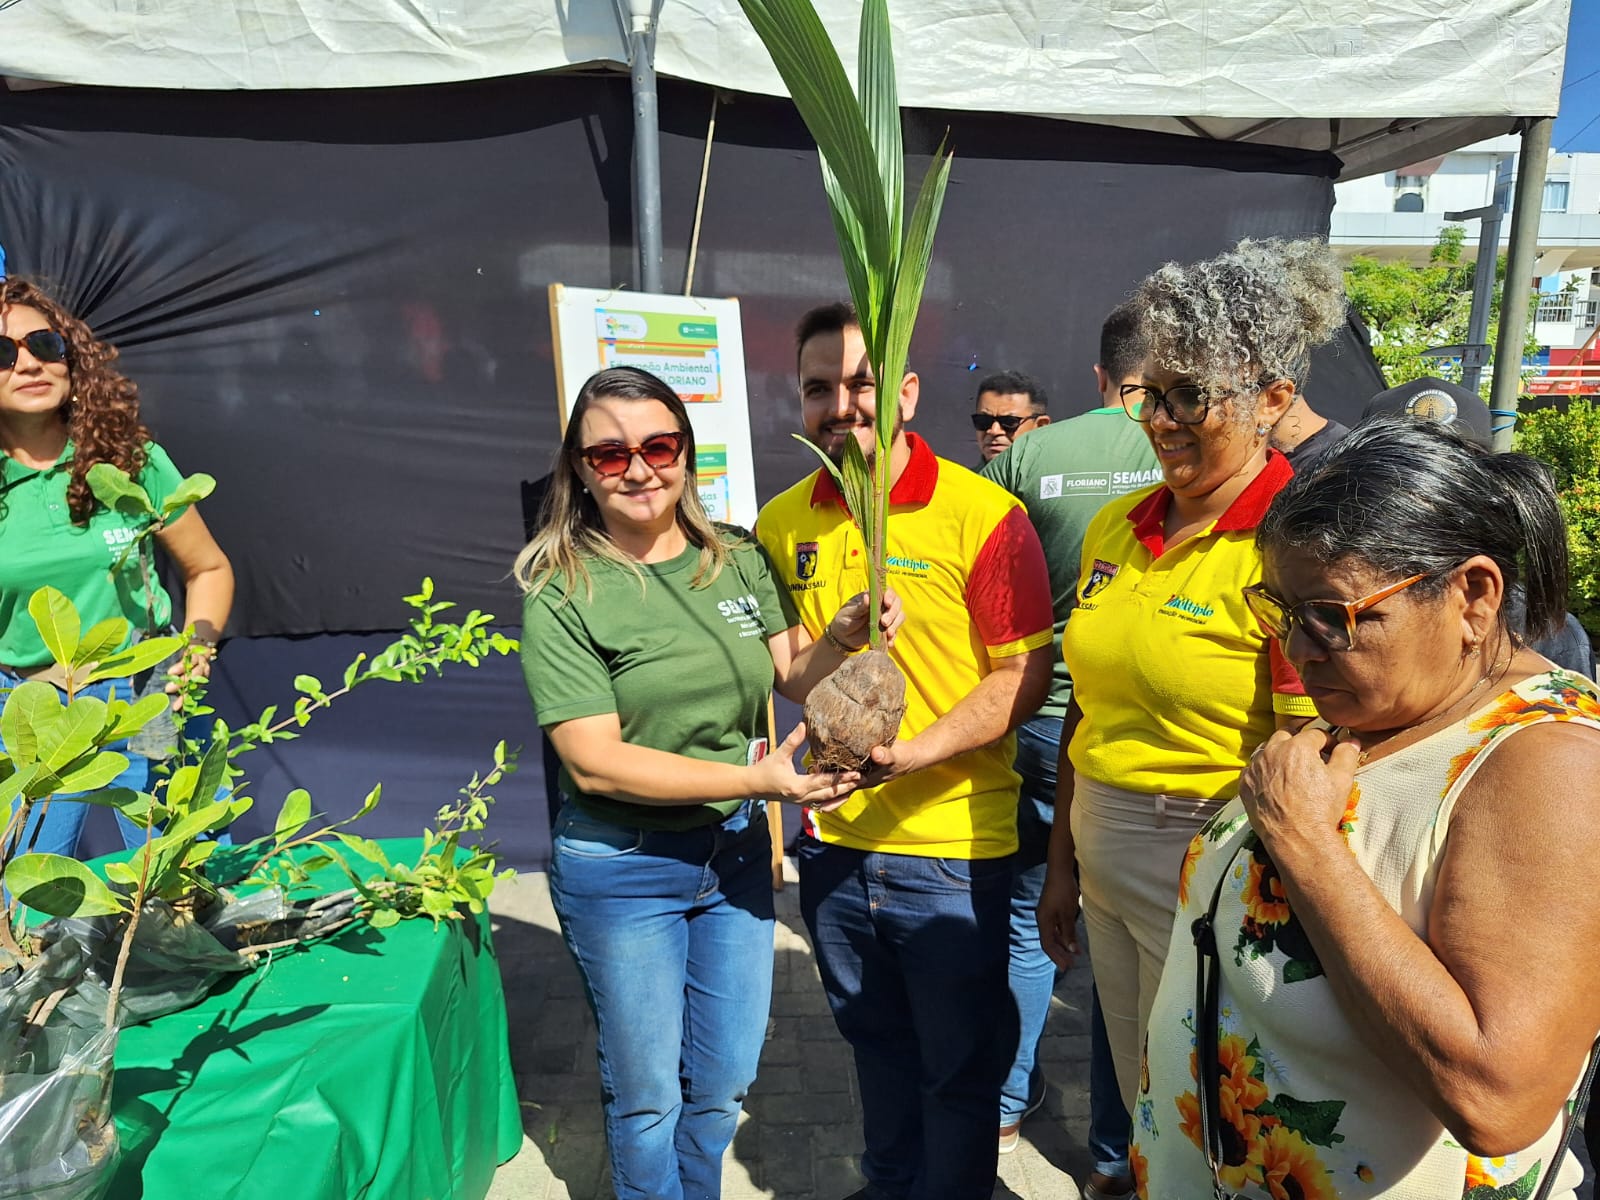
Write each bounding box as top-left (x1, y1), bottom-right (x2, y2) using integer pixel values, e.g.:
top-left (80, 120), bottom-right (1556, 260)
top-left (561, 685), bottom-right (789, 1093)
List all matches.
top-left (1490, 116), bottom-right (1554, 450)
top-left (1445, 204), bottom-right (1502, 396)
top-left (627, 0), bottom-right (663, 294)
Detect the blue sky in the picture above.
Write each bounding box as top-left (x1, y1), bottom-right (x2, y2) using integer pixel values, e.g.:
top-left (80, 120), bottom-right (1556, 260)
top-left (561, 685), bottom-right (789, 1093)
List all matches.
top-left (1556, 2), bottom-right (1600, 152)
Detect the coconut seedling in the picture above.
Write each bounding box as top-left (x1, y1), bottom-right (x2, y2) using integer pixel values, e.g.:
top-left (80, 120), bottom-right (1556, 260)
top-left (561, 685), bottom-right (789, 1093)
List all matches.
top-left (737, 0), bottom-right (952, 769)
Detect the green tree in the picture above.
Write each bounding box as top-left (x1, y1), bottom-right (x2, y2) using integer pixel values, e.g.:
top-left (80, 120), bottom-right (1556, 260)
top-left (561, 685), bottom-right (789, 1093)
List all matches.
top-left (1515, 399), bottom-right (1600, 636)
top-left (1343, 225), bottom-right (1538, 395)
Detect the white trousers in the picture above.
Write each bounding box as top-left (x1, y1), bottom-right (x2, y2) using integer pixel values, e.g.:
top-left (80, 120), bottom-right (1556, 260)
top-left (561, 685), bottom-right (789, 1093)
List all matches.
top-left (1070, 772), bottom-right (1223, 1112)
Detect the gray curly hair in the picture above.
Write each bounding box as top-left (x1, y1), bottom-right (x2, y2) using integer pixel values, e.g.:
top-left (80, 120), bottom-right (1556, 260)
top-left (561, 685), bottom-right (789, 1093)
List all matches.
top-left (1134, 238), bottom-right (1346, 404)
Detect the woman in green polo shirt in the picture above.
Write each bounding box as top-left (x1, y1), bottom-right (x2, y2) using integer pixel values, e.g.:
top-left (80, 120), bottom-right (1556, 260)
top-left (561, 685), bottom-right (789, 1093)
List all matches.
top-left (517, 366), bottom-right (896, 1200)
top-left (0, 278), bottom-right (233, 857)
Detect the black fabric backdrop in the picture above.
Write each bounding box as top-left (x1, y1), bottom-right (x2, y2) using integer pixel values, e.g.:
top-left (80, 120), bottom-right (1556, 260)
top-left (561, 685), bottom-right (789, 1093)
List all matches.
top-left (0, 72), bottom-right (1384, 869)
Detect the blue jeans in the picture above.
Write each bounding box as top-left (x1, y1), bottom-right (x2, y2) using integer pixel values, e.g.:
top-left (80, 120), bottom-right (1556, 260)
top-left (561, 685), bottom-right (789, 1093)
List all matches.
top-left (1088, 984), bottom-right (1130, 1179)
top-left (798, 836), bottom-right (1015, 1200)
top-left (1003, 714), bottom-right (1129, 1175)
top-left (548, 800), bottom-right (775, 1200)
top-left (1001, 715), bottom-right (1058, 1125)
top-left (2, 670), bottom-right (153, 857)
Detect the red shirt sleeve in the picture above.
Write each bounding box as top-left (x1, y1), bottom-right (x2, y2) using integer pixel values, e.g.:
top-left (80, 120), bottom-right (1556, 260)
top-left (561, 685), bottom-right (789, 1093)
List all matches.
top-left (965, 506), bottom-right (1054, 649)
top-left (1269, 639), bottom-right (1306, 696)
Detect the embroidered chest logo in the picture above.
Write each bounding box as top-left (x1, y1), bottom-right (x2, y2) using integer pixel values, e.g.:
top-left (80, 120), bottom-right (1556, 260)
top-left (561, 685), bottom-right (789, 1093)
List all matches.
top-left (1081, 559), bottom-right (1119, 601)
top-left (1160, 593), bottom-right (1216, 623)
top-left (795, 542), bottom-right (819, 580)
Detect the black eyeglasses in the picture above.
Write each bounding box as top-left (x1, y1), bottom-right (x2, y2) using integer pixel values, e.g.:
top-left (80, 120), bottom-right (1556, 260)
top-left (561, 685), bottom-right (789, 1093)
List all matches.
top-left (0, 330), bottom-right (69, 373)
top-left (1242, 573), bottom-right (1430, 653)
top-left (578, 431), bottom-right (687, 478)
top-left (1119, 383), bottom-right (1212, 425)
top-left (970, 411), bottom-right (1039, 435)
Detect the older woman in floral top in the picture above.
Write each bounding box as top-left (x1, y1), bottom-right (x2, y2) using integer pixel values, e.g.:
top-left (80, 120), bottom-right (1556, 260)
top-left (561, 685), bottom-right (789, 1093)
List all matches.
top-left (1134, 421), bottom-right (1600, 1200)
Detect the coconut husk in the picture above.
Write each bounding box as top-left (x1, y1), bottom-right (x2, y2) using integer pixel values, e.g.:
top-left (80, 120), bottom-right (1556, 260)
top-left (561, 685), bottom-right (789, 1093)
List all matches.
top-left (803, 647), bottom-right (907, 771)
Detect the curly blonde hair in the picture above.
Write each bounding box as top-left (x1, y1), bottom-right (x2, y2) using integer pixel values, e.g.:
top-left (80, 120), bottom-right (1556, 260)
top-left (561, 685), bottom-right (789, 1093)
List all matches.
top-left (1134, 238), bottom-right (1346, 406)
top-left (1, 278), bottom-right (152, 525)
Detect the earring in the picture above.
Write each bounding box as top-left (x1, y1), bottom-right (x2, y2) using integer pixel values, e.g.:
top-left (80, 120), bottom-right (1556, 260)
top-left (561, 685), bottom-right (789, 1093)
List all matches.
top-left (1465, 636), bottom-right (1481, 659)
top-left (1255, 424), bottom-right (1269, 436)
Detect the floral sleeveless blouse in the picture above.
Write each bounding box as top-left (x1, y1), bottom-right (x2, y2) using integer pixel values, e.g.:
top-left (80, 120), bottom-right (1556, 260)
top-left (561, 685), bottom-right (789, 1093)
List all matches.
top-left (1134, 670), bottom-right (1600, 1200)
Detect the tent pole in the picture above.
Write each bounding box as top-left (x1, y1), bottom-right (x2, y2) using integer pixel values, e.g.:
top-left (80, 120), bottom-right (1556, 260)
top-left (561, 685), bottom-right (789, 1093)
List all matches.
top-left (627, 0), bottom-right (664, 294)
top-left (1490, 116), bottom-right (1553, 450)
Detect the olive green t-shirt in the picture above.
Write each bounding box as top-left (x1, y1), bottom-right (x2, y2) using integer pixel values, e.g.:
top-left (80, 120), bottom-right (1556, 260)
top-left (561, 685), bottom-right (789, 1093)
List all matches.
top-left (0, 440), bottom-right (188, 668)
top-left (982, 409), bottom-right (1160, 720)
top-left (521, 529), bottom-right (801, 831)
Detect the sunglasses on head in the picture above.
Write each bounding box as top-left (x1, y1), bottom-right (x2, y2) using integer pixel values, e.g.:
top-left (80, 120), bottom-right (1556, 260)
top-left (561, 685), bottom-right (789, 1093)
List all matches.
top-left (1242, 573), bottom-right (1430, 653)
top-left (0, 330), bottom-right (69, 373)
top-left (970, 411), bottom-right (1037, 435)
top-left (578, 430), bottom-right (687, 478)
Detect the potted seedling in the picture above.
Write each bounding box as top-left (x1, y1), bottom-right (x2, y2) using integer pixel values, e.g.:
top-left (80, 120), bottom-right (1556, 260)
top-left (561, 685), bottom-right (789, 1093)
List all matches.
top-left (736, 0), bottom-right (951, 768)
top-left (0, 469), bottom-right (521, 1198)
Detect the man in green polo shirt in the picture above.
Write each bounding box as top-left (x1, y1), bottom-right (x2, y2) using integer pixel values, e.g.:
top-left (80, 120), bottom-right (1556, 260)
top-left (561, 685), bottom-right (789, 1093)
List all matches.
top-left (979, 301), bottom-right (1157, 1195)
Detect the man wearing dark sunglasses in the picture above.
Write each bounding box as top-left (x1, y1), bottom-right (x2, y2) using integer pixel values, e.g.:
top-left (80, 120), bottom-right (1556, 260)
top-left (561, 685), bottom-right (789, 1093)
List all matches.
top-left (972, 371), bottom-right (1050, 463)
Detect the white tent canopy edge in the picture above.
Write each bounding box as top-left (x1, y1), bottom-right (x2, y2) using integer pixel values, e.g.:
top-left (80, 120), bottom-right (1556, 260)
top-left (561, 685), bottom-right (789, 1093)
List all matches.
top-left (0, 0), bottom-right (1571, 180)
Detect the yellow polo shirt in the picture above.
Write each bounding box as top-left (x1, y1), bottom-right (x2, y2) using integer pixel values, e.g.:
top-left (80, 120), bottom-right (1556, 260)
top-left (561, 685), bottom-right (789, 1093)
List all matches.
top-left (758, 434), bottom-right (1054, 858)
top-left (1064, 451), bottom-right (1314, 800)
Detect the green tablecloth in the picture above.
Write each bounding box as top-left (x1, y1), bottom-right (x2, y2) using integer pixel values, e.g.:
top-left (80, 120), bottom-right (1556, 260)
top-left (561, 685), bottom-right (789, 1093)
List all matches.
top-left (102, 838), bottom-right (522, 1200)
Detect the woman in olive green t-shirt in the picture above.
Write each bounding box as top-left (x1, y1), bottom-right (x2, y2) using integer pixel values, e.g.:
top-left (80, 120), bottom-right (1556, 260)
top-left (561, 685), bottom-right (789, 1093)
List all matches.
top-left (516, 366), bottom-right (897, 1200)
top-left (0, 279), bottom-right (233, 858)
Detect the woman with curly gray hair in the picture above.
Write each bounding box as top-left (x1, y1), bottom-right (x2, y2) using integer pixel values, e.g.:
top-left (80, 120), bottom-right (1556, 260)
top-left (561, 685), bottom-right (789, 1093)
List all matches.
top-left (1037, 239), bottom-right (1342, 1192)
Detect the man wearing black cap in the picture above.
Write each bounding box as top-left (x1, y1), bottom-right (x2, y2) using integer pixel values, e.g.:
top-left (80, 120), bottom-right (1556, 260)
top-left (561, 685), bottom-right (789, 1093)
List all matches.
top-left (1356, 376), bottom-right (1594, 676)
top-left (1360, 376), bottom-right (1494, 449)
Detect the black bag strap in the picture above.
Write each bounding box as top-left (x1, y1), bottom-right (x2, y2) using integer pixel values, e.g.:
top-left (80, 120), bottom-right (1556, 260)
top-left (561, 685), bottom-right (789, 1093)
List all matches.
top-left (1191, 854), bottom-right (1237, 1200)
top-left (1190, 844), bottom-right (1600, 1200)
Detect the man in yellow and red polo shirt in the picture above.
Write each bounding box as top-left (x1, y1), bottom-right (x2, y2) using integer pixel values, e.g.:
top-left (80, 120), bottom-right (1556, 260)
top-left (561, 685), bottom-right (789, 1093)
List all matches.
top-left (757, 302), bottom-right (1053, 1200)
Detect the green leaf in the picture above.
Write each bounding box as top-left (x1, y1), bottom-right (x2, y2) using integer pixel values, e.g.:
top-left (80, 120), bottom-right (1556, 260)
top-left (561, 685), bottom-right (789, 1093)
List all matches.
top-left (857, 0), bottom-right (902, 252)
top-left (369, 907), bottom-right (402, 929)
top-left (38, 696), bottom-right (107, 774)
top-left (840, 434), bottom-right (874, 535)
top-left (53, 750), bottom-right (130, 793)
top-left (882, 140), bottom-right (953, 433)
top-left (293, 674), bottom-right (322, 697)
top-left (160, 473), bottom-right (216, 518)
top-left (84, 636), bottom-right (187, 684)
top-left (5, 853), bottom-right (126, 918)
top-left (334, 832), bottom-right (390, 868)
top-left (103, 693), bottom-right (172, 741)
top-left (1256, 1094), bottom-right (1346, 1148)
top-left (192, 737), bottom-right (230, 810)
top-left (1282, 956), bottom-right (1325, 984)
top-left (86, 463), bottom-right (156, 517)
top-left (274, 788), bottom-right (312, 845)
top-left (734, 0), bottom-right (891, 269)
top-left (27, 587), bottom-right (80, 667)
top-left (105, 860), bottom-right (141, 886)
top-left (789, 432), bottom-right (851, 497)
top-left (355, 783), bottom-right (382, 820)
top-left (420, 889), bottom-right (457, 919)
top-left (72, 617), bottom-right (128, 669)
top-left (1, 681), bottom-right (62, 767)
top-left (158, 798), bottom-right (234, 846)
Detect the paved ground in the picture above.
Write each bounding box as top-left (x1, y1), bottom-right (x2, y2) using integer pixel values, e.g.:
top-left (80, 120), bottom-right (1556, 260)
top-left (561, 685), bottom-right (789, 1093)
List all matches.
top-left (486, 859), bottom-right (1099, 1199)
top-left (484, 863), bottom-right (1595, 1200)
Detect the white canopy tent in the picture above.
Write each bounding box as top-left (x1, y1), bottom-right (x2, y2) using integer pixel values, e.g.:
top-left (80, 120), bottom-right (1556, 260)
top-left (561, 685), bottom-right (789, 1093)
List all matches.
top-left (0, 0), bottom-right (1572, 180)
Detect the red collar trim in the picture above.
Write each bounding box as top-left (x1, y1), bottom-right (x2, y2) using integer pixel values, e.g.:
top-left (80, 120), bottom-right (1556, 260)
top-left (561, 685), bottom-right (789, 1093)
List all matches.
top-left (809, 432), bottom-right (938, 509)
top-left (1127, 450), bottom-right (1293, 557)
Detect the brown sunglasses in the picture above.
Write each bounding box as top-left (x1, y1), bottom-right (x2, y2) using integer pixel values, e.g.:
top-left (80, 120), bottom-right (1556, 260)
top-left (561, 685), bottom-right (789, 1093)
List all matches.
top-left (577, 431), bottom-right (687, 478)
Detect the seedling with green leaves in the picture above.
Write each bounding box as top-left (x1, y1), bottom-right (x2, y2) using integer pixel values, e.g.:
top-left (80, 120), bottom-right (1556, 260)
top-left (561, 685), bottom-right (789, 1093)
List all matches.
top-left (1, 579), bottom-right (518, 1033)
top-left (735, 0), bottom-right (951, 767)
top-left (86, 463), bottom-right (216, 636)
